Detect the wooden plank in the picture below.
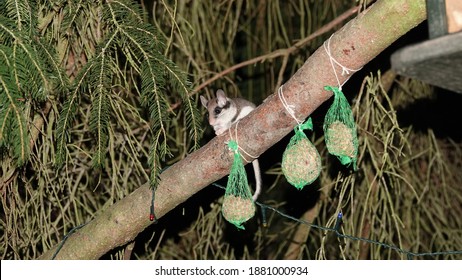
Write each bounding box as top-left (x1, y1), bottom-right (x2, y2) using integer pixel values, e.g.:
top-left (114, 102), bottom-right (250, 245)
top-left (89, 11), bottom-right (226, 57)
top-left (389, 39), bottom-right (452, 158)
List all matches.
top-left (426, 0), bottom-right (448, 38)
top-left (391, 32), bottom-right (462, 94)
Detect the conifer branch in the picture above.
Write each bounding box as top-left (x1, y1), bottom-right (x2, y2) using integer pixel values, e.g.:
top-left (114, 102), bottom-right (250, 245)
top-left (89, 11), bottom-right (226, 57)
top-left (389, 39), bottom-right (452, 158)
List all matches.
top-left (0, 75), bottom-right (29, 165)
top-left (0, 20), bottom-right (51, 98)
top-left (2, 0), bottom-right (35, 32)
top-left (34, 38), bottom-right (70, 94)
top-left (55, 62), bottom-right (95, 166)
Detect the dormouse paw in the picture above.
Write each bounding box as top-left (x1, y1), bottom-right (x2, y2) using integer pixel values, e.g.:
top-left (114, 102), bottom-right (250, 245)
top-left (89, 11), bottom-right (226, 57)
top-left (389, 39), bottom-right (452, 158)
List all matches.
top-left (215, 128), bottom-right (226, 135)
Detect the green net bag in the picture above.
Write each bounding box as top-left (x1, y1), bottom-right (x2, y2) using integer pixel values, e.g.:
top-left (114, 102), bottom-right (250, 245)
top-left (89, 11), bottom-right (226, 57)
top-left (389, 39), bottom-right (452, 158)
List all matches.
top-left (222, 140), bottom-right (256, 229)
top-left (323, 85), bottom-right (358, 170)
top-left (282, 118), bottom-right (322, 190)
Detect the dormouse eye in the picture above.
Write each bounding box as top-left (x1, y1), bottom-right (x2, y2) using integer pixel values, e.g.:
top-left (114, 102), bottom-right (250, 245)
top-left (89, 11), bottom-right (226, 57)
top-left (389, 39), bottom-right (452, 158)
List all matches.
top-left (214, 108), bottom-right (222, 115)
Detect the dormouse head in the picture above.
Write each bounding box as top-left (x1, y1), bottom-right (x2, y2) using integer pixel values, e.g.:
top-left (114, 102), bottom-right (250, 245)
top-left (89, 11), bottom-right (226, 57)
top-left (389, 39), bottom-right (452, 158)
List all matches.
top-left (200, 89), bottom-right (237, 135)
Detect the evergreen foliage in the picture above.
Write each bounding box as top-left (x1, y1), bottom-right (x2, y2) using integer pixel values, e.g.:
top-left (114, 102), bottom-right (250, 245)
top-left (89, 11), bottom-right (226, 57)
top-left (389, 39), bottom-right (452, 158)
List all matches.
top-left (0, 0), bottom-right (59, 165)
top-left (0, 0), bottom-right (202, 186)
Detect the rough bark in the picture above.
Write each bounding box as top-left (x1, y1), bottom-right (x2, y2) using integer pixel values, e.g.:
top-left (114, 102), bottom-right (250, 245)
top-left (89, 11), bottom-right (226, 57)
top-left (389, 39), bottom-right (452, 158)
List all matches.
top-left (38, 0), bottom-right (427, 260)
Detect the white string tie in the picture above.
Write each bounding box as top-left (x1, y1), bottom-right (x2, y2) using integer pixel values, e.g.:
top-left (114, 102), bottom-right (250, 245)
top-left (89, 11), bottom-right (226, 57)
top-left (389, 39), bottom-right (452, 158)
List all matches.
top-left (278, 85), bottom-right (303, 125)
top-left (227, 120), bottom-right (257, 163)
top-left (323, 34), bottom-right (362, 90)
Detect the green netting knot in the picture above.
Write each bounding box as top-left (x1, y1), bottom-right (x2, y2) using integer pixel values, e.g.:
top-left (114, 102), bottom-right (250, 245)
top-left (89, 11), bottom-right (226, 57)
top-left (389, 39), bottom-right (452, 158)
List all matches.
top-left (227, 140), bottom-right (239, 153)
top-left (297, 117), bottom-right (313, 132)
top-left (282, 118), bottom-right (322, 190)
top-left (323, 86), bottom-right (358, 170)
top-left (222, 140), bottom-right (255, 229)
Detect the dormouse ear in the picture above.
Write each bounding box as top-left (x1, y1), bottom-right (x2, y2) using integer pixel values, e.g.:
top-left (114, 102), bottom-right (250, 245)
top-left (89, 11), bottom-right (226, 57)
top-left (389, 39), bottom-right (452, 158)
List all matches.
top-left (216, 89), bottom-right (228, 107)
top-left (200, 95), bottom-right (208, 108)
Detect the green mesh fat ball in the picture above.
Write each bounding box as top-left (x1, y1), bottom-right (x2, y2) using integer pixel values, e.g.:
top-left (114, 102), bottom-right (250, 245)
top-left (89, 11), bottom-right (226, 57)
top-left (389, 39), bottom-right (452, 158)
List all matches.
top-left (282, 118), bottom-right (322, 190)
top-left (222, 140), bottom-right (255, 229)
top-left (222, 195), bottom-right (256, 229)
top-left (323, 86), bottom-right (358, 170)
top-left (325, 121), bottom-right (356, 158)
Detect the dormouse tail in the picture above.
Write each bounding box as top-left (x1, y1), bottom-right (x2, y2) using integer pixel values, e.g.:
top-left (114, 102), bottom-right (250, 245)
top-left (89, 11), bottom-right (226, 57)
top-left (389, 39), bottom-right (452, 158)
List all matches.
top-left (252, 159), bottom-right (262, 201)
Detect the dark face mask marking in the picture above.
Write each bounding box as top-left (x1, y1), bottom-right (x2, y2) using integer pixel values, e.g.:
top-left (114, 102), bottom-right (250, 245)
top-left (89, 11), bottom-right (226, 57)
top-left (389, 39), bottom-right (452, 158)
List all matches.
top-left (213, 101), bottom-right (231, 116)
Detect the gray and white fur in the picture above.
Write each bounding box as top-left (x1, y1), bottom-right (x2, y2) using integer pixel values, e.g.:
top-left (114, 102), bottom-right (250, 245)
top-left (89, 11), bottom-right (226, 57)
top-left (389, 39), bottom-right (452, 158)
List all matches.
top-left (200, 89), bottom-right (262, 201)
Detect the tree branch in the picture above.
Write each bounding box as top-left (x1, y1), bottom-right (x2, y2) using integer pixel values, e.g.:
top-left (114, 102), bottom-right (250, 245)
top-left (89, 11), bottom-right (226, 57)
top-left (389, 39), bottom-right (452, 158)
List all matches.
top-left (38, 0), bottom-right (427, 260)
